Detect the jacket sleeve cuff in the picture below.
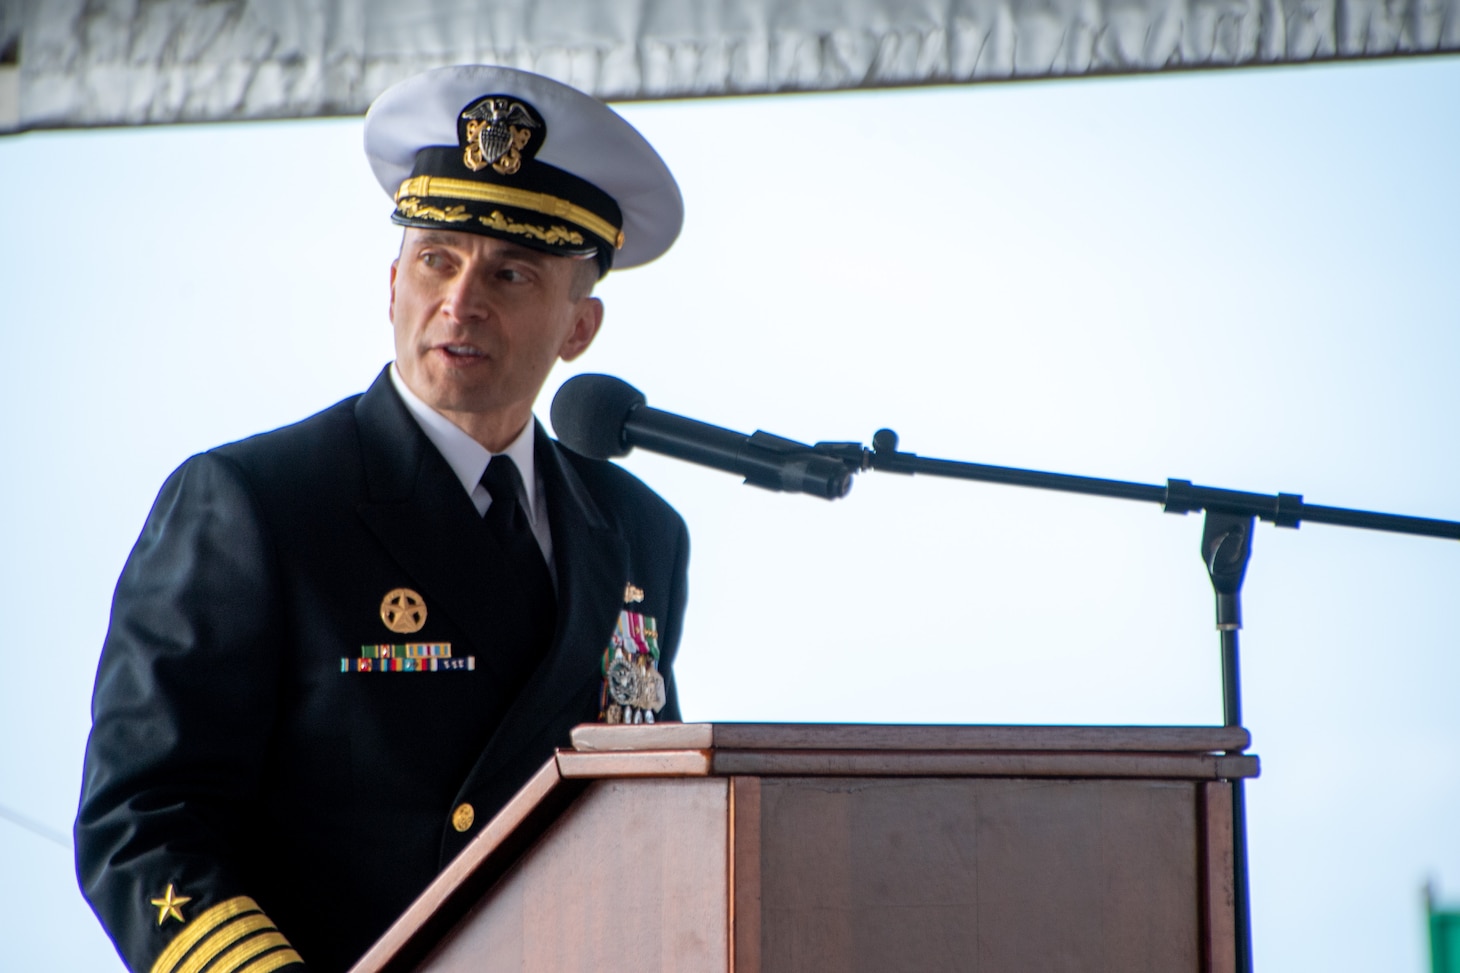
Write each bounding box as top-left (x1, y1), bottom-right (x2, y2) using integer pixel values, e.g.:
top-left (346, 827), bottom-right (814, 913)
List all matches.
top-left (148, 896), bottom-right (304, 973)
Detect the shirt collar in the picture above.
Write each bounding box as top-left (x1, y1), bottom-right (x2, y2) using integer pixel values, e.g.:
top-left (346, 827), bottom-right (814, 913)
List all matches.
top-left (389, 363), bottom-right (538, 519)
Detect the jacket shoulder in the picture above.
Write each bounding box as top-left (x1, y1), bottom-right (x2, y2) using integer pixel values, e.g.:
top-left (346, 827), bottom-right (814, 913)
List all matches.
top-left (208, 393), bottom-right (363, 480)
top-left (149, 394), bottom-right (371, 524)
top-left (556, 445), bottom-right (686, 535)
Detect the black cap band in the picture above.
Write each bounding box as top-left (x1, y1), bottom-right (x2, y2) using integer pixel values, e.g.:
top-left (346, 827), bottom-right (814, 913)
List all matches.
top-left (392, 143), bottom-right (623, 276)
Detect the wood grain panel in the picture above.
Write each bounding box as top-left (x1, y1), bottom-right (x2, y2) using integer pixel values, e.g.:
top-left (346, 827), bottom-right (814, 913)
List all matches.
top-left (731, 777), bottom-right (761, 973)
top-left (753, 777), bottom-right (1200, 973)
top-left (417, 777), bottom-right (731, 973)
top-left (1200, 782), bottom-right (1236, 973)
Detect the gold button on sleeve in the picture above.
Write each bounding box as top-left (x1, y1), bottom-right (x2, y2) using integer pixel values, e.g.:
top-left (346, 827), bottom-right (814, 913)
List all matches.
top-left (452, 803), bottom-right (475, 832)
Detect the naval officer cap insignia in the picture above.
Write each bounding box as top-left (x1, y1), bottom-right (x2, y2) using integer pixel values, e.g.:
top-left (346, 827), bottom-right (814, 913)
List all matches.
top-left (364, 65), bottom-right (683, 277)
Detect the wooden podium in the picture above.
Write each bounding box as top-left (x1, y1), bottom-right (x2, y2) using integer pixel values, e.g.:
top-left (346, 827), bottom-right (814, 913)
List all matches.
top-left (351, 724), bottom-right (1258, 973)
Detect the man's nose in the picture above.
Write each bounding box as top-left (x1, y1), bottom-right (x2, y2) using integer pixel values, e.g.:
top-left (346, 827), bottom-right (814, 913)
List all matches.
top-left (442, 269), bottom-right (491, 322)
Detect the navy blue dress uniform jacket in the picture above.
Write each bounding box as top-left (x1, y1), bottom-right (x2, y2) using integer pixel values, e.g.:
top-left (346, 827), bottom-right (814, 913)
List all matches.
top-left (75, 367), bottom-right (689, 973)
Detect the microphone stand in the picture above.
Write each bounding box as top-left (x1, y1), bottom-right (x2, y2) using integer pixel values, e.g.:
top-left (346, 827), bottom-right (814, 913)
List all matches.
top-left (810, 429), bottom-right (1460, 973)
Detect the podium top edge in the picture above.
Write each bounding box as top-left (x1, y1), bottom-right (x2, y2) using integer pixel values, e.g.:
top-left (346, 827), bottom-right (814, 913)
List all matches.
top-left (569, 723), bottom-right (1251, 754)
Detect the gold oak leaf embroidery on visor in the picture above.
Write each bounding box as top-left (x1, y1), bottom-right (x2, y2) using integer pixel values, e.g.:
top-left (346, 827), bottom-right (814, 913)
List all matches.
top-left (478, 210), bottom-right (584, 246)
top-left (393, 176), bottom-right (621, 247)
top-left (396, 198), bottom-right (472, 224)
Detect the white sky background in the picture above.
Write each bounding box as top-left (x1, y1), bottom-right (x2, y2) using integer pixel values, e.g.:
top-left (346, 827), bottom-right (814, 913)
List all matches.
top-left (1, 55), bottom-right (1457, 971)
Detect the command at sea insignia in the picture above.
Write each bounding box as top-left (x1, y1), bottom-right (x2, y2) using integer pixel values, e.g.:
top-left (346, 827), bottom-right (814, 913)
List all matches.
top-left (342, 588), bottom-right (472, 673)
top-left (379, 587), bottom-right (426, 633)
top-left (600, 583), bottom-right (666, 724)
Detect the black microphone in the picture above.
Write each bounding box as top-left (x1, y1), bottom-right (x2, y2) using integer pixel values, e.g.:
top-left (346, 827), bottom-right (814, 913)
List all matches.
top-left (550, 375), bottom-right (853, 500)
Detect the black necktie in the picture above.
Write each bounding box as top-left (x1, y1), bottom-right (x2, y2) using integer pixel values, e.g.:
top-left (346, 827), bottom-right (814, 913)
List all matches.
top-left (480, 455), bottom-right (556, 630)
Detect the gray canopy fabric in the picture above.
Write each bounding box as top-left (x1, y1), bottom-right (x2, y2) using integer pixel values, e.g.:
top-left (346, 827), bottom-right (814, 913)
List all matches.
top-left (1, 0), bottom-right (1455, 133)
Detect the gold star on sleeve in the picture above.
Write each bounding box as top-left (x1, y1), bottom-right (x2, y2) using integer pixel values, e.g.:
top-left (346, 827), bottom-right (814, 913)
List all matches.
top-left (150, 884), bottom-right (192, 925)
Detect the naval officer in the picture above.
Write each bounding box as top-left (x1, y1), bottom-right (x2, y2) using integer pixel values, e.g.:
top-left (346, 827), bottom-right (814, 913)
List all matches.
top-left (76, 64), bottom-right (689, 973)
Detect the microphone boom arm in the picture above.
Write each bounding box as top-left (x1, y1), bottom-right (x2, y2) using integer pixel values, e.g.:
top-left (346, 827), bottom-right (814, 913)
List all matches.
top-left (824, 428), bottom-right (1460, 541)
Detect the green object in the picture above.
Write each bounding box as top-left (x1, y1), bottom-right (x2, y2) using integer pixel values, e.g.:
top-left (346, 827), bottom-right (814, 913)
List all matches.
top-left (1430, 905), bottom-right (1460, 973)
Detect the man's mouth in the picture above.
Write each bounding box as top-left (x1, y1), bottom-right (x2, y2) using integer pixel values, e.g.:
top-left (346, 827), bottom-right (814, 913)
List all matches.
top-left (438, 343), bottom-right (486, 360)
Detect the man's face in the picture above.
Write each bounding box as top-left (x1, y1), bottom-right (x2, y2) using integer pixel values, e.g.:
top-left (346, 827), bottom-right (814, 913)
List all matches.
top-left (389, 228), bottom-right (602, 446)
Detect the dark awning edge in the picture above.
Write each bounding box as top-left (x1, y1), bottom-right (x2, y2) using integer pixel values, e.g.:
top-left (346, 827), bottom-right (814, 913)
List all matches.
top-left (3, 0), bottom-right (1457, 134)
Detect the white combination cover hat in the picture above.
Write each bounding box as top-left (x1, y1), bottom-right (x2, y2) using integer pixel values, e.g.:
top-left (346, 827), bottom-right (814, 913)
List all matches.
top-left (364, 65), bottom-right (683, 274)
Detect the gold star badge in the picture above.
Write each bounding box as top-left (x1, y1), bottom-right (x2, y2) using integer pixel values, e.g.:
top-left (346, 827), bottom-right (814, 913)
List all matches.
top-left (380, 587), bottom-right (427, 634)
top-left (150, 884), bottom-right (191, 925)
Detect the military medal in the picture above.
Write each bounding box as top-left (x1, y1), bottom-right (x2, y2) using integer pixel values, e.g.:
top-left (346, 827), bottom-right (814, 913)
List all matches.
top-left (599, 591), bottom-right (666, 724)
top-left (606, 655), bottom-right (639, 706)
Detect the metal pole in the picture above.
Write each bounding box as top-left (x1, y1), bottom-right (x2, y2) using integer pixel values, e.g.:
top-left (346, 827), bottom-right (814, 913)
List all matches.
top-left (1223, 627), bottom-right (1254, 973)
top-left (1202, 512), bottom-right (1256, 972)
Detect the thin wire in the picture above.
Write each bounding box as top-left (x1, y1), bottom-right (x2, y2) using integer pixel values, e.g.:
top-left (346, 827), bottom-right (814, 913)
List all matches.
top-left (0, 801), bottom-right (71, 848)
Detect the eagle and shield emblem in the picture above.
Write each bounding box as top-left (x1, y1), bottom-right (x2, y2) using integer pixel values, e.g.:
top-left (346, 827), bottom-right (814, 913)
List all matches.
top-left (460, 96), bottom-right (542, 175)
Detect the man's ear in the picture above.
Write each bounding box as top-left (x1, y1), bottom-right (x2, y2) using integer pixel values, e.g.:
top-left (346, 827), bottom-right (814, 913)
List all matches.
top-left (388, 260), bottom-right (399, 322)
top-left (558, 297), bottom-right (604, 362)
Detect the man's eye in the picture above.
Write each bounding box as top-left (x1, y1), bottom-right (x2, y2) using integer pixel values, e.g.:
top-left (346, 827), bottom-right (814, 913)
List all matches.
top-left (420, 252), bottom-right (440, 268)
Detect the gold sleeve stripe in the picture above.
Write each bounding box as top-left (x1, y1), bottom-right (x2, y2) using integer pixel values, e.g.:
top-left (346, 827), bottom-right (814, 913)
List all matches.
top-left (173, 913), bottom-right (277, 973)
top-left (207, 931), bottom-right (294, 973)
top-left (395, 175), bottom-right (623, 248)
top-left (236, 948), bottom-right (304, 973)
top-left (149, 897), bottom-right (261, 973)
